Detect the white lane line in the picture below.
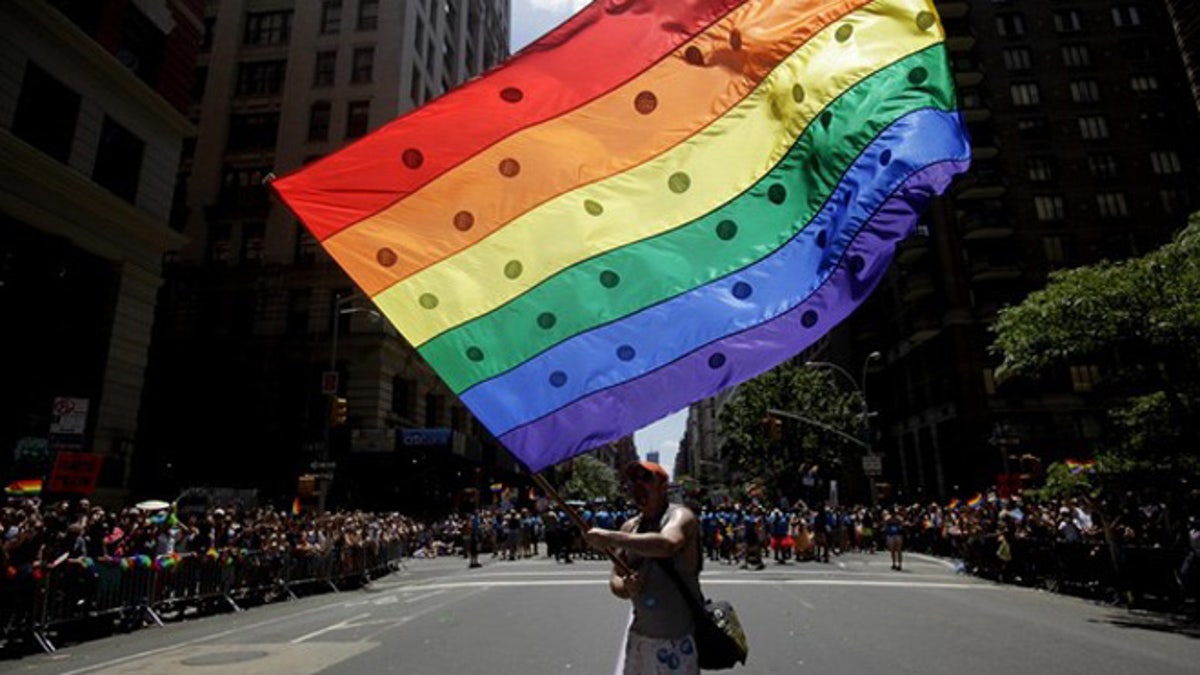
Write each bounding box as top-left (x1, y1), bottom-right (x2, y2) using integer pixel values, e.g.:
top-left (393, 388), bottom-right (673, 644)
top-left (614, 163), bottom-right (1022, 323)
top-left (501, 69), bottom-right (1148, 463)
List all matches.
top-left (403, 589), bottom-right (447, 604)
top-left (289, 612), bottom-right (372, 644)
top-left (906, 552), bottom-right (959, 570)
top-left (357, 587), bottom-right (490, 643)
top-left (382, 578), bottom-right (998, 592)
top-left (60, 597), bottom-right (380, 675)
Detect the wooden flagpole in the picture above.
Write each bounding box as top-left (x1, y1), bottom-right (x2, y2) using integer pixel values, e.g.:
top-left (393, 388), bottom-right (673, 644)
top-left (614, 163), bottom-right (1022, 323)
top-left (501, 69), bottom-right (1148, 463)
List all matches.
top-left (531, 472), bottom-right (634, 576)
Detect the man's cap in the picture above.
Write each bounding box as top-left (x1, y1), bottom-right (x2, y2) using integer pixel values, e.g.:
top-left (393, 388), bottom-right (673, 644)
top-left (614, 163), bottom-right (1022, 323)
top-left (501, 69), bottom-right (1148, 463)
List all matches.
top-left (623, 460), bottom-right (669, 483)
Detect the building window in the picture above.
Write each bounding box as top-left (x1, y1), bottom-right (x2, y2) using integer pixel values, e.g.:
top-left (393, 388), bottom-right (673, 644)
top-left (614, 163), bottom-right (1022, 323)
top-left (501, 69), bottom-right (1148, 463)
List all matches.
top-left (357, 0), bottom-right (379, 31)
top-left (1150, 151), bottom-right (1182, 175)
top-left (450, 406), bottom-right (465, 431)
top-left (1002, 48), bottom-right (1032, 71)
top-left (982, 369), bottom-right (996, 396)
top-left (313, 50), bottom-right (336, 87)
top-left (1130, 75), bottom-right (1159, 93)
top-left (1043, 236), bottom-right (1068, 264)
top-left (1017, 117), bottom-right (1051, 141)
top-left (219, 165), bottom-right (271, 213)
top-left (93, 116), bottom-right (145, 203)
top-left (295, 225), bottom-right (321, 264)
top-left (208, 222), bottom-right (232, 265)
top-left (392, 376), bottom-right (415, 416)
top-left (286, 289), bottom-right (310, 336)
top-left (241, 222), bottom-right (265, 265)
top-left (320, 1), bottom-right (342, 34)
top-left (351, 47), bottom-right (374, 83)
top-left (1087, 154), bottom-right (1120, 179)
top-left (1070, 365), bottom-right (1101, 393)
top-left (243, 10), bottom-right (292, 46)
top-left (227, 112), bottom-right (280, 150)
top-left (201, 16), bottom-right (216, 51)
top-left (1096, 192), bottom-right (1128, 218)
top-left (1034, 195), bottom-right (1065, 221)
top-left (995, 13), bottom-right (1025, 37)
top-left (424, 392), bottom-right (444, 427)
top-left (235, 60), bottom-right (286, 96)
top-left (308, 101), bottom-right (331, 141)
top-left (12, 63), bottom-right (81, 164)
top-left (1054, 10), bottom-right (1083, 33)
top-left (1026, 157), bottom-right (1055, 182)
top-left (410, 67), bottom-right (423, 104)
top-left (1111, 5), bottom-right (1141, 28)
top-left (346, 100), bottom-right (370, 138)
top-left (191, 66), bottom-right (209, 102)
top-left (1161, 189), bottom-right (1190, 213)
top-left (1069, 79), bottom-right (1101, 103)
top-left (1061, 44), bottom-right (1091, 68)
top-left (1078, 116), bottom-right (1109, 140)
top-left (1010, 83), bottom-right (1040, 106)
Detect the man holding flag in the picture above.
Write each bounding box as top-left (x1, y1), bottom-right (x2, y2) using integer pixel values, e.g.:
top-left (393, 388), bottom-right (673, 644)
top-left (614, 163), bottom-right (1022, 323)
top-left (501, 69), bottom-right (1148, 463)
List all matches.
top-left (586, 461), bottom-right (703, 674)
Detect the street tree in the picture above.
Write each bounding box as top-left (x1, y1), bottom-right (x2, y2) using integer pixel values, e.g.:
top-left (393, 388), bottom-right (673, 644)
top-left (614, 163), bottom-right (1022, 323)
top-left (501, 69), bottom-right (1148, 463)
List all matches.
top-left (561, 454), bottom-right (620, 503)
top-left (991, 215), bottom-right (1200, 468)
top-left (718, 360), bottom-right (863, 501)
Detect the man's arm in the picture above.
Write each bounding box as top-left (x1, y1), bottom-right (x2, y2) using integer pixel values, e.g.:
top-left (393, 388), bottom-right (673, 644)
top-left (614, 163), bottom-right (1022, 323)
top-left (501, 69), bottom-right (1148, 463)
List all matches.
top-left (590, 507), bottom-right (696, 559)
top-left (608, 518), bottom-right (641, 599)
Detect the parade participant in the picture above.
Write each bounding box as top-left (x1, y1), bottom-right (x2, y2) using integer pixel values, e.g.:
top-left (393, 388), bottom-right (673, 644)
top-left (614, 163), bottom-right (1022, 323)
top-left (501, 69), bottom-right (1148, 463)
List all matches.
top-left (586, 461), bottom-right (702, 675)
top-left (884, 509), bottom-right (905, 571)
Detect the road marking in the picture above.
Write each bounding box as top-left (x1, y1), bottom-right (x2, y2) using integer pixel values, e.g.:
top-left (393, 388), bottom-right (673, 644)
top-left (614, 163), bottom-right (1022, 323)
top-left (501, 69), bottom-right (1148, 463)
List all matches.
top-left (381, 578), bottom-right (999, 592)
top-left (357, 587), bottom-right (489, 643)
top-left (289, 612), bottom-right (372, 644)
top-left (59, 597), bottom-right (386, 675)
top-left (404, 589), bottom-right (447, 604)
top-left (906, 552), bottom-right (959, 570)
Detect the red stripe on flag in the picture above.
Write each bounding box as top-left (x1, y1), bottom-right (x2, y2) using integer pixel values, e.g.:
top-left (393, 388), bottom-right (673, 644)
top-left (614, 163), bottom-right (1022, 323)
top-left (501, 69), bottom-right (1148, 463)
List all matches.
top-left (271, 0), bottom-right (748, 241)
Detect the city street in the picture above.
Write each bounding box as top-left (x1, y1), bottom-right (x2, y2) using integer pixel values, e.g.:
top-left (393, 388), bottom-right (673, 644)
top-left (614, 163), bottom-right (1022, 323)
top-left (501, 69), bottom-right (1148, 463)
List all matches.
top-left (2, 552), bottom-right (1197, 675)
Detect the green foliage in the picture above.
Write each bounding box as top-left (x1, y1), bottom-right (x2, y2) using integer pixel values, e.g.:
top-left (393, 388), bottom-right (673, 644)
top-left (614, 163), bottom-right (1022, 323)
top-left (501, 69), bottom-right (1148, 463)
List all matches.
top-left (561, 454), bottom-right (620, 503)
top-left (991, 215), bottom-right (1200, 464)
top-left (717, 360), bottom-right (864, 499)
top-left (1030, 461), bottom-right (1095, 501)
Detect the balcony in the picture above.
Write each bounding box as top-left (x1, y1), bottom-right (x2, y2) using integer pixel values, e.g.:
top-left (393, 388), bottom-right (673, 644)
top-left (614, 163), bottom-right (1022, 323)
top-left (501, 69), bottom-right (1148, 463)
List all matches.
top-left (954, 169), bottom-right (1007, 200)
top-left (969, 260), bottom-right (1022, 282)
top-left (960, 211), bottom-right (1014, 240)
top-left (896, 234), bottom-right (931, 265)
top-left (900, 273), bottom-right (935, 302)
top-left (936, 1), bottom-right (969, 20)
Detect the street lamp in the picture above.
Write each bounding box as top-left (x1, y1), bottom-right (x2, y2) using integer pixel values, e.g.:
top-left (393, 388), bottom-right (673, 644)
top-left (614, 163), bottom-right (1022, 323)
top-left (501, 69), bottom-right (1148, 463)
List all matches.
top-left (803, 351), bottom-right (883, 504)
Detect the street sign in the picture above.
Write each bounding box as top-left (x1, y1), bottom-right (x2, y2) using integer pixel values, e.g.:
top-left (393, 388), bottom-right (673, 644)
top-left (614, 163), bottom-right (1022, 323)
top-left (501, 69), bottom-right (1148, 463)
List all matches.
top-left (47, 451), bottom-right (103, 494)
top-left (861, 454), bottom-right (883, 476)
top-left (321, 371), bottom-right (339, 395)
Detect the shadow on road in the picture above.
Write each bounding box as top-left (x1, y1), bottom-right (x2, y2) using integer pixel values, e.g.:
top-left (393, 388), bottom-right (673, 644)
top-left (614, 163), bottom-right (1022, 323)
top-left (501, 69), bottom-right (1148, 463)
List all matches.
top-left (1090, 611), bottom-right (1200, 640)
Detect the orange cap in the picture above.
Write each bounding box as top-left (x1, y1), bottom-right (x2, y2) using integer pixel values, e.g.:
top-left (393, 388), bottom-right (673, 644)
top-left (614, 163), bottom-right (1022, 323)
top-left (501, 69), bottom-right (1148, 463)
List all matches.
top-left (623, 460), bottom-right (669, 483)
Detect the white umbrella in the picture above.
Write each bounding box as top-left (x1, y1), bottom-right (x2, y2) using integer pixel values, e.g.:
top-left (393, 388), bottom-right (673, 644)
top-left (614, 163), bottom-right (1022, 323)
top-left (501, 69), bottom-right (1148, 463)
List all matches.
top-left (135, 499), bottom-right (170, 511)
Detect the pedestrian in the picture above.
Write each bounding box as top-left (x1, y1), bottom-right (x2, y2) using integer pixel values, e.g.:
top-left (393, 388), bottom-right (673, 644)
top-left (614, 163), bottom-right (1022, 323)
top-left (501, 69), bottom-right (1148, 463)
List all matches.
top-left (884, 509), bottom-right (904, 571)
top-left (585, 461), bottom-right (702, 675)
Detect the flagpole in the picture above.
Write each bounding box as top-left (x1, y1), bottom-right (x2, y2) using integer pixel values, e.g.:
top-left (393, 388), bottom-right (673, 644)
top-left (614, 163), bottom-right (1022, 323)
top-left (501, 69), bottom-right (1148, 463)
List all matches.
top-left (531, 472), bottom-right (634, 576)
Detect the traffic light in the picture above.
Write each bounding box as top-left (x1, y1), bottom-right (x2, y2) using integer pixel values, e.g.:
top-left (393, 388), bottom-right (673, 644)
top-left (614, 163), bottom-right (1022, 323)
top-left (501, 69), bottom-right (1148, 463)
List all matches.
top-left (329, 396), bottom-right (348, 427)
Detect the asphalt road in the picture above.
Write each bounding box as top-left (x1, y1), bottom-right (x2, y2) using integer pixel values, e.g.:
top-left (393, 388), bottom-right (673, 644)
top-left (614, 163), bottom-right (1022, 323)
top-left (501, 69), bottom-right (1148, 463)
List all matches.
top-left (2, 552), bottom-right (1197, 674)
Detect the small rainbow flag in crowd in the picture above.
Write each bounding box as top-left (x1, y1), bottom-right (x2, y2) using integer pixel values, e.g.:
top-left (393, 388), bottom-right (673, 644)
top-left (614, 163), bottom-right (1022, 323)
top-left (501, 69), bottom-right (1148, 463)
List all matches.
top-left (966, 493), bottom-right (984, 508)
top-left (291, 496), bottom-right (302, 516)
top-left (4, 479), bottom-right (42, 496)
top-left (272, 0), bottom-right (969, 473)
top-left (1065, 458), bottom-right (1097, 474)
top-left (946, 498), bottom-right (960, 509)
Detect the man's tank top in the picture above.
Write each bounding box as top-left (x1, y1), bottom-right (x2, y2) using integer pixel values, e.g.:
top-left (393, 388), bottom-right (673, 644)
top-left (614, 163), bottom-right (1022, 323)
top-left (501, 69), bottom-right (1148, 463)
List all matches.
top-left (627, 505), bottom-right (702, 639)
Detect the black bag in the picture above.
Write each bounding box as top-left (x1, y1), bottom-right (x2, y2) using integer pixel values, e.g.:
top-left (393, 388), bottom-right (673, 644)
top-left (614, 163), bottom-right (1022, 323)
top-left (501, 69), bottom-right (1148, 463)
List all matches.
top-left (657, 559), bottom-right (749, 670)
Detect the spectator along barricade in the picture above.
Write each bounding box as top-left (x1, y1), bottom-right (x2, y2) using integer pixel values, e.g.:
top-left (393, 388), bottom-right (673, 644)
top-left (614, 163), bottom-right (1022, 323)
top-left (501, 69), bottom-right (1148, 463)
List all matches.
top-left (1, 500), bottom-right (413, 654)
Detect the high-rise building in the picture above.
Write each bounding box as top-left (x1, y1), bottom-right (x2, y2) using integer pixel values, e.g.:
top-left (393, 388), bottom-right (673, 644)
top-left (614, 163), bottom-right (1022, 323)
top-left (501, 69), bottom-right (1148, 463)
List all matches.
top-left (139, 0), bottom-right (510, 509)
top-left (843, 0), bottom-right (1200, 498)
top-left (0, 0), bottom-right (204, 501)
top-left (1164, 0), bottom-right (1200, 112)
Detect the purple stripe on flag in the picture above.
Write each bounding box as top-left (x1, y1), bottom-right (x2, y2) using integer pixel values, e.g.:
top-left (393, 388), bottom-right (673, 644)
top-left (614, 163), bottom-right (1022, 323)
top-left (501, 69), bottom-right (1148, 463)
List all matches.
top-left (500, 159), bottom-right (970, 473)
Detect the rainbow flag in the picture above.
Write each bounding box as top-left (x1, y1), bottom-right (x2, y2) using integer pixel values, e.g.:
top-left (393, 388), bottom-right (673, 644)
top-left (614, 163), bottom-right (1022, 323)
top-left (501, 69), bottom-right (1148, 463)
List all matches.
top-left (291, 496), bottom-right (302, 516)
top-left (946, 498), bottom-right (960, 510)
top-left (966, 493), bottom-right (984, 509)
top-left (4, 479), bottom-right (42, 496)
top-left (1065, 458), bottom-right (1097, 474)
top-left (272, 0), bottom-right (969, 473)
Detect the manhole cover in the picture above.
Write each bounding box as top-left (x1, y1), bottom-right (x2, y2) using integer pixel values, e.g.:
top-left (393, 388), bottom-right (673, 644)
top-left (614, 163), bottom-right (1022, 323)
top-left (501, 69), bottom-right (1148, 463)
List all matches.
top-left (181, 650), bottom-right (270, 666)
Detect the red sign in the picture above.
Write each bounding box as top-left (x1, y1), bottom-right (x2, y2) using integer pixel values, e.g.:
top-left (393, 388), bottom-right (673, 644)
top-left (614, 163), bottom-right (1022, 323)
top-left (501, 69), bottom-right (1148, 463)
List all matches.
top-left (47, 452), bottom-right (103, 494)
top-left (321, 371), bottom-right (339, 395)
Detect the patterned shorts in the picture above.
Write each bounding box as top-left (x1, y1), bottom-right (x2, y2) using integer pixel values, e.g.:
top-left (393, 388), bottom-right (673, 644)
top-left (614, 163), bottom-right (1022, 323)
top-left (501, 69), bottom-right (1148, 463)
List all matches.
top-left (616, 631), bottom-right (699, 675)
